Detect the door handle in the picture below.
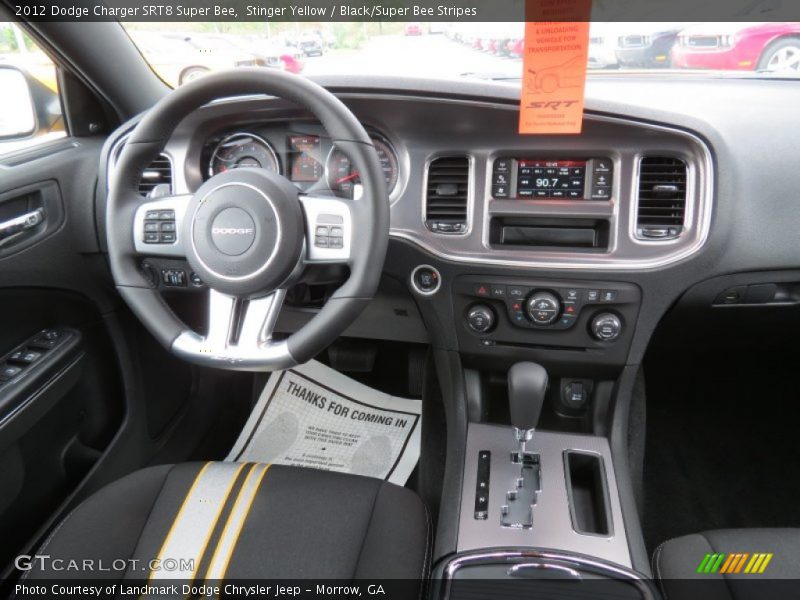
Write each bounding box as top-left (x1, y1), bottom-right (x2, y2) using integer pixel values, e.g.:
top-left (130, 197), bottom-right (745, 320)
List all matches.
top-left (0, 208), bottom-right (45, 247)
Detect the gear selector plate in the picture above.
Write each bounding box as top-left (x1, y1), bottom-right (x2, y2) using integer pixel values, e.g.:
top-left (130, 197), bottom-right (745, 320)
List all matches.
top-left (501, 453), bottom-right (541, 529)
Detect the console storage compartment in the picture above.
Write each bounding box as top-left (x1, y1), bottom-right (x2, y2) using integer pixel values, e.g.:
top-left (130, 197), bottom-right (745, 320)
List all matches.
top-left (490, 217), bottom-right (610, 251)
top-left (564, 451), bottom-right (612, 536)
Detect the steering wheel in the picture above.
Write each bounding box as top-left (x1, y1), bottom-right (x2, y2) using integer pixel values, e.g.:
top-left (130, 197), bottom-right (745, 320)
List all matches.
top-left (107, 69), bottom-right (389, 371)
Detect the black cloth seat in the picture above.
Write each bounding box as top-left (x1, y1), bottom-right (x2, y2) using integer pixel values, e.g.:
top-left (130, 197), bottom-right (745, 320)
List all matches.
top-left (23, 462), bottom-right (430, 588)
top-left (654, 529), bottom-right (800, 600)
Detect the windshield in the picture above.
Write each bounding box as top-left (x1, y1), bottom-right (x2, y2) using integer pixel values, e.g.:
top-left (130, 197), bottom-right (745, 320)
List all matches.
top-left (117, 21), bottom-right (800, 87)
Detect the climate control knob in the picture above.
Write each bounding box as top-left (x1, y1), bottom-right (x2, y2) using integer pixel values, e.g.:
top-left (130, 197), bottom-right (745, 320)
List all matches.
top-left (525, 291), bottom-right (561, 326)
top-left (466, 304), bottom-right (496, 333)
top-left (591, 313), bottom-right (622, 342)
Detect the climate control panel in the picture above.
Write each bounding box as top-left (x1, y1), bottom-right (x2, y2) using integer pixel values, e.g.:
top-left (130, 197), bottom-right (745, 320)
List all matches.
top-left (454, 276), bottom-right (641, 359)
top-left (468, 281), bottom-right (628, 333)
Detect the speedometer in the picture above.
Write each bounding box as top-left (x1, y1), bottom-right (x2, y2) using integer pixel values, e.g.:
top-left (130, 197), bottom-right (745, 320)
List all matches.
top-left (326, 137), bottom-right (399, 198)
top-left (209, 133), bottom-right (280, 177)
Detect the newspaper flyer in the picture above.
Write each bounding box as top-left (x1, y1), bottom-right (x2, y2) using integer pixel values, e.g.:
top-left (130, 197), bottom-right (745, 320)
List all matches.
top-left (227, 360), bottom-right (422, 485)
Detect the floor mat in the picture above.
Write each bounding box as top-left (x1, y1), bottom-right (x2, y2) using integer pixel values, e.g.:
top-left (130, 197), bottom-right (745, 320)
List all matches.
top-left (227, 360), bottom-right (421, 485)
top-left (643, 319), bottom-right (800, 553)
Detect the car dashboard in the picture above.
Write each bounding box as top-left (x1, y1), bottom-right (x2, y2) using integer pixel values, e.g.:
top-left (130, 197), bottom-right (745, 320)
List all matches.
top-left (123, 84), bottom-right (712, 270)
top-left (100, 72), bottom-right (800, 378)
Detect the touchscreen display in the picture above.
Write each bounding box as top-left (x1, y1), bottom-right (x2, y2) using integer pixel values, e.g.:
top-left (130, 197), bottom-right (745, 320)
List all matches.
top-left (517, 160), bottom-right (586, 199)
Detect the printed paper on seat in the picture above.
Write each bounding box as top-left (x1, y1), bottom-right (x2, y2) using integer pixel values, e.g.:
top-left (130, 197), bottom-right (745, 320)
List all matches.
top-left (227, 360), bottom-right (421, 486)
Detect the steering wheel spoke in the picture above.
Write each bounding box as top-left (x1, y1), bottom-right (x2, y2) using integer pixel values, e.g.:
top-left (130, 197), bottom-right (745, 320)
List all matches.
top-left (173, 288), bottom-right (291, 370)
top-left (299, 193), bottom-right (353, 264)
top-left (133, 194), bottom-right (192, 257)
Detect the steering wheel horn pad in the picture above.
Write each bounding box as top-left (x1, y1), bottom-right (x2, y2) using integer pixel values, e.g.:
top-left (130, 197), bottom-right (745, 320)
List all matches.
top-left (185, 168), bottom-right (304, 297)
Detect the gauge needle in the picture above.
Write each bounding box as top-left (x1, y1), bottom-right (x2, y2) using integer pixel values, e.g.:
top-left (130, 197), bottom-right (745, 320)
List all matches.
top-left (336, 172), bottom-right (359, 184)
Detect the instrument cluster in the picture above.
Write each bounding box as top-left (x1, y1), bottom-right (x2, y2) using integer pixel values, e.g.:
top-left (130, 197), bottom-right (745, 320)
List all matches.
top-left (203, 123), bottom-right (400, 200)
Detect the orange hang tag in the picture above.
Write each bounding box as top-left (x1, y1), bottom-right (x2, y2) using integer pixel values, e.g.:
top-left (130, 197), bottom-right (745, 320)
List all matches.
top-left (519, 0), bottom-right (592, 135)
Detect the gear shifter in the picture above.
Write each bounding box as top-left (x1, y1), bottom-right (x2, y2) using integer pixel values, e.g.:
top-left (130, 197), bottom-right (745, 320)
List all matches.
top-left (501, 362), bottom-right (548, 529)
top-left (508, 361), bottom-right (548, 457)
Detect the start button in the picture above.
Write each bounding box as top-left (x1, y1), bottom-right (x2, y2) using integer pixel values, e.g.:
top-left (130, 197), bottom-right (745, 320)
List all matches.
top-left (411, 265), bottom-right (441, 296)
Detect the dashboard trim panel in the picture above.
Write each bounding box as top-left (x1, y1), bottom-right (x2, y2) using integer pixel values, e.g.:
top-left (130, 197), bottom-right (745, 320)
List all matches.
top-left (108, 94), bottom-right (714, 273)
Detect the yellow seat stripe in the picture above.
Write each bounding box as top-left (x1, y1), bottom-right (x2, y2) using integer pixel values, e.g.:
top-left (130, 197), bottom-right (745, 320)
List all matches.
top-left (147, 461), bottom-right (212, 583)
top-left (146, 462), bottom-right (248, 589)
top-left (187, 462), bottom-right (248, 582)
top-left (204, 463), bottom-right (272, 583)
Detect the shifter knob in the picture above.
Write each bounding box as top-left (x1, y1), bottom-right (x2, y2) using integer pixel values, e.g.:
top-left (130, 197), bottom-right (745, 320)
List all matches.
top-left (508, 362), bottom-right (549, 432)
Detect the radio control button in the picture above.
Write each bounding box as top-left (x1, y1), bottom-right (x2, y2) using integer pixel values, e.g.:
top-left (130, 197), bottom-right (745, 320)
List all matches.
top-left (593, 172), bottom-right (612, 187)
top-left (493, 171), bottom-right (510, 186)
top-left (494, 159), bottom-right (511, 173)
top-left (493, 184), bottom-right (509, 198)
top-left (594, 159), bottom-right (612, 172)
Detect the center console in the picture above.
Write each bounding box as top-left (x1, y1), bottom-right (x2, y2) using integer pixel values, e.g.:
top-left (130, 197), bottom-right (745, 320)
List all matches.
top-left (432, 361), bottom-right (652, 599)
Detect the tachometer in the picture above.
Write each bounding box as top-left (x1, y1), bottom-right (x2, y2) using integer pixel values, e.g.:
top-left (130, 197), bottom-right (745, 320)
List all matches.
top-left (209, 133), bottom-right (280, 177)
top-left (326, 137), bottom-right (398, 198)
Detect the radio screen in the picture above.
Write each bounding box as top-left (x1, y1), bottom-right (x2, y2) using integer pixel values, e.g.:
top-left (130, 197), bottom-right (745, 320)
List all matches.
top-left (517, 160), bottom-right (586, 199)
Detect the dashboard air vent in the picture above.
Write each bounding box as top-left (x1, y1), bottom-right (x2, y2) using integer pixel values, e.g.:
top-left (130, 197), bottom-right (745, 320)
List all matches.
top-left (425, 156), bottom-right (469, 234)
top-left (636, 157), bottom-right (687, 240)
top-left (138, 154), bottom-right (173, 196)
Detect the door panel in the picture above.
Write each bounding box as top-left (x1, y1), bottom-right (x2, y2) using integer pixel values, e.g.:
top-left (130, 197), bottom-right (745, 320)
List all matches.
top-left (0, 139), bottom-right (127, 571)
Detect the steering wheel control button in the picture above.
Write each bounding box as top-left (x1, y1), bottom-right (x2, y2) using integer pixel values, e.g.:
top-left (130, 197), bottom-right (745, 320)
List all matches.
top-left (210, 207), bottom-right (256, 256)
top-left (143, 210), bottom-right (178, 244)
top-left (467, 304), bottom-right (496, 334)
top-left (591, 313), bottom-right (623, 342)
top-left (313, 219), bottom-right (345, 249)
top-left (411, 265), bottom-right (442, 296)
top-left (526, 291), bottom-right (561, 326)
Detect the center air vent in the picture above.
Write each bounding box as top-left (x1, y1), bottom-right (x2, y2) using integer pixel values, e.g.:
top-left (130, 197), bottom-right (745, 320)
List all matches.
top-left (636, 157), bottom-right (687, 240)
top-left (425, 156), bottom-right (469, 234)
top-left (138, 154), bottom-right (173, 196)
